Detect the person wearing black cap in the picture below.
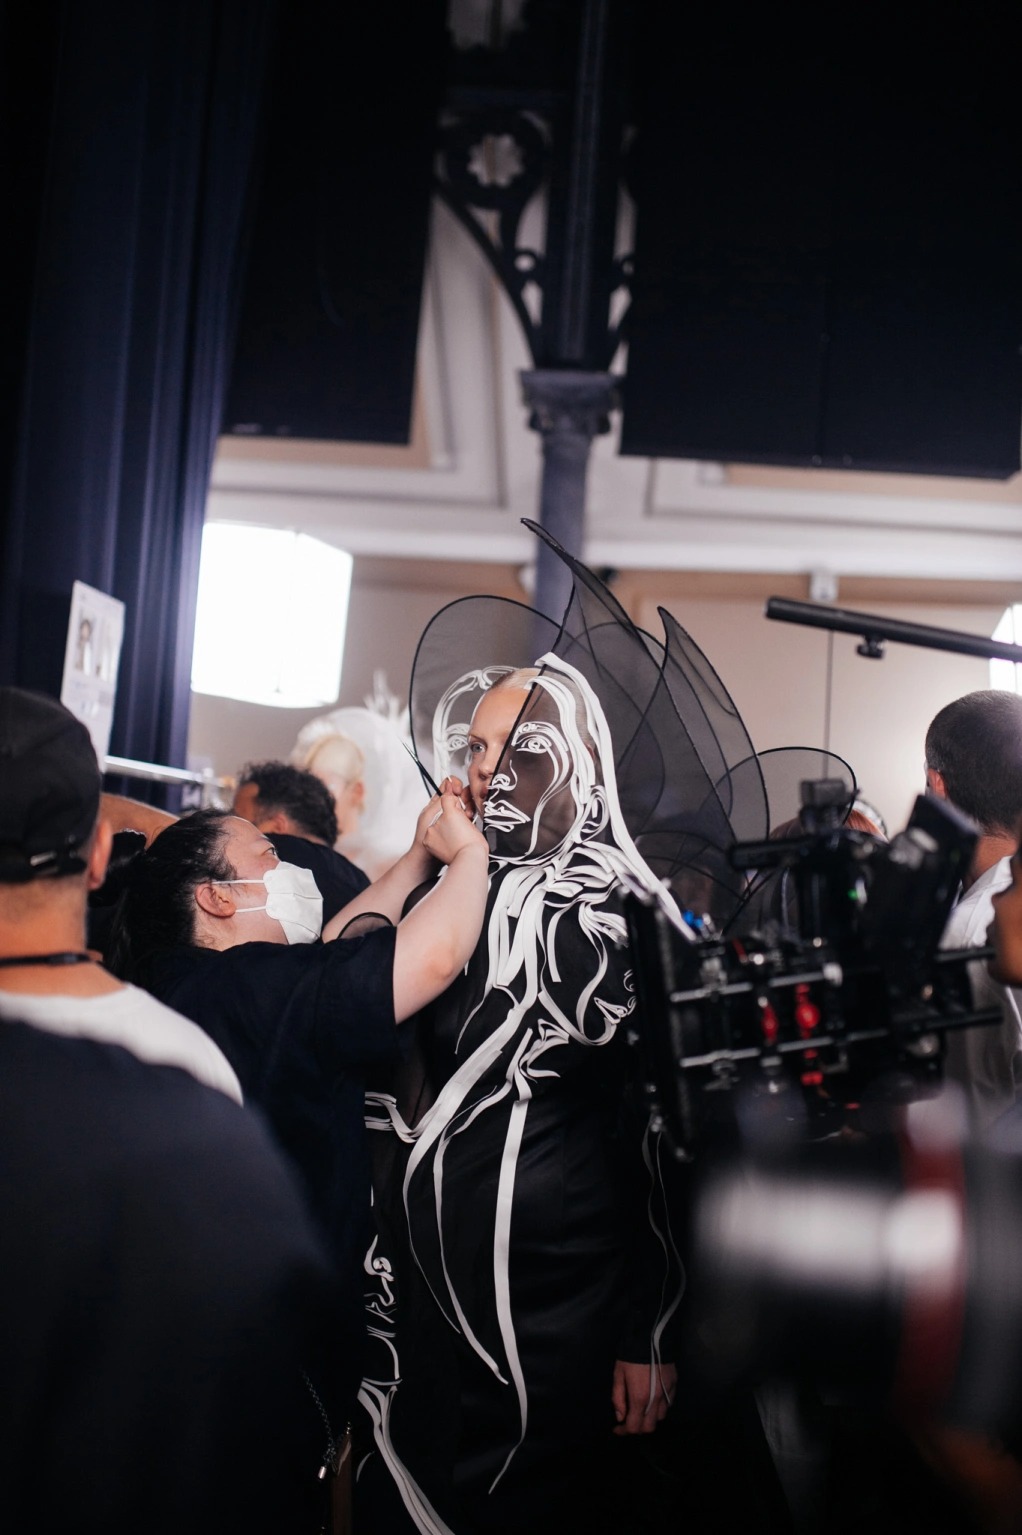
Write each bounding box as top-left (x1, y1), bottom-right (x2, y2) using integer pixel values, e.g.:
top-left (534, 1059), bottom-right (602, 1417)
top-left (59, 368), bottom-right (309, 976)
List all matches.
top-left (0, 687), bottom-right (352, 1529)
top-left (0, 686), bottom-right (240, 1099)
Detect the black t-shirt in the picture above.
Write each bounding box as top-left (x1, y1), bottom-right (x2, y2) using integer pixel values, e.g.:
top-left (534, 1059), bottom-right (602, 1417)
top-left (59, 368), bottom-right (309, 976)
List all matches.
top-left (267, 832), bottom-right (369, 924)
top-left (148, 930), bottom-right (399, 1409)
top-left (0, 1021), bottom-right (334, 1532)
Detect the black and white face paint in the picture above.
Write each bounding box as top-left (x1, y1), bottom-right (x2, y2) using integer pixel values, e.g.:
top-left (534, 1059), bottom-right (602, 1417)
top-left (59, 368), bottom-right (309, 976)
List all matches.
top-left (483, 676), bottom-right (600, 860)
top-left (431, 665), bottom-right (515, 789)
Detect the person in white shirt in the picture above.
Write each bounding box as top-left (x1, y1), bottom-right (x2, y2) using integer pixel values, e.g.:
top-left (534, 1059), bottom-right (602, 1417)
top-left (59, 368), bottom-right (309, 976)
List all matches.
top-left (924, 689), bottom-right (1022, 1128)
top-left (0, 686), bottom-right (240, 1103)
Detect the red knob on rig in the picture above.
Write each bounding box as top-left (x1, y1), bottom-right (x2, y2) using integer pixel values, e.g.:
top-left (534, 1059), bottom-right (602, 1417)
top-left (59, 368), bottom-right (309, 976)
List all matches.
top-left (794, 984), bottom-right (820, 1038)
top-left (758, 997), bottom-right (780, 1046)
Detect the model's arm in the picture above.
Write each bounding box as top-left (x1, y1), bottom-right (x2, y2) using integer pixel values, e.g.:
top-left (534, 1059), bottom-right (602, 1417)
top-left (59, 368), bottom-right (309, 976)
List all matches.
top-left (611, 1104), bottom-right (684, 1434)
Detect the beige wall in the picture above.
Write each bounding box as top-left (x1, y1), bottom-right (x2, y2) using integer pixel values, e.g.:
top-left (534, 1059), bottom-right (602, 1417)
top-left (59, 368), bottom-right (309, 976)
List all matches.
top-left (637, 594), bottom-right (997, 834)
top-left (188, 558), bottom-right (1013, 833)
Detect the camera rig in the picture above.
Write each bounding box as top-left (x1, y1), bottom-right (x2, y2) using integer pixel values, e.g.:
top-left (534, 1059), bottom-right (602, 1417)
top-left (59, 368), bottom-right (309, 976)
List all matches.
top-left (626, 785), bottom-right (1003, 1157)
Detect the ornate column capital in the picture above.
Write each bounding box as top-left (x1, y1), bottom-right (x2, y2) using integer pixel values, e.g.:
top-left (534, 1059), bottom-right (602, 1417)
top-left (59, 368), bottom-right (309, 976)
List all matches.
top-left (519, 369), bottom-right (620, 440)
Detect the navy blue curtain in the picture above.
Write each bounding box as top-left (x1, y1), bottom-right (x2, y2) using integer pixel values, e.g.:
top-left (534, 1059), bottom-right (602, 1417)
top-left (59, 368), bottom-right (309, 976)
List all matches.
top-left (0, 0), bottom-right (274, 767)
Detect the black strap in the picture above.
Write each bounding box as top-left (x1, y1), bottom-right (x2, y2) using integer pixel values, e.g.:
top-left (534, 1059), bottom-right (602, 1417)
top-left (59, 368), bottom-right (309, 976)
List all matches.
top-left (0, 952), bottom-right (93, 969)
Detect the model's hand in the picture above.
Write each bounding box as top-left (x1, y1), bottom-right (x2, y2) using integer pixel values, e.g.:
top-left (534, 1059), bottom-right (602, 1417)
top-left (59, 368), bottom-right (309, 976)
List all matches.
top-left (422, 792), bottom-right (488, 867)
top-left (611, 1360), bottom-right (676, 1436)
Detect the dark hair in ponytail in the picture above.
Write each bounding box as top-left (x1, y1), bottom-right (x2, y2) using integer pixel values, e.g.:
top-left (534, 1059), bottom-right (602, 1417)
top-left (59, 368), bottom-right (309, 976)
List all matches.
top-left (108, 809), bottom-right (237, 986)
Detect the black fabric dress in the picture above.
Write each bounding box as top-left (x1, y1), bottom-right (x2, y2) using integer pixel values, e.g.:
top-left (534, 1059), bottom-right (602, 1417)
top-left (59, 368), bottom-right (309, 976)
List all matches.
top-left (358, 834), bottom-right (683, 1534)
top-left (360, 525), bottom-right (862, 1534)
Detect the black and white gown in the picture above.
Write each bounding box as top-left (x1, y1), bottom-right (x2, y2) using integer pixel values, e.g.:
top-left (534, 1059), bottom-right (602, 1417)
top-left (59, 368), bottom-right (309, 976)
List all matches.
top-left (357, 657), bottom-right (686, 1534)
top-left (356, 526), bottom-right (855, 1532)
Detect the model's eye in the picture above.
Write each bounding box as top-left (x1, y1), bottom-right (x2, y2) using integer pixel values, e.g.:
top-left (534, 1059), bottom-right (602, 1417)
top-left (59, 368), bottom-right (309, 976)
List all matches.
top-left (467, 740), bottom-right (485, 757)
top-left (512, 722), bottom-right (552, 754)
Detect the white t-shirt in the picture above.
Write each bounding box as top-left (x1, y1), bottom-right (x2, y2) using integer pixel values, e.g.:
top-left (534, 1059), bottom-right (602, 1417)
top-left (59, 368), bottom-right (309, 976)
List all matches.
top-left (939, 857), bottom-right (1022, 1130)
top-left (942, 859), bottom-right (1013, 949)
top-left (0, 982), bottom-right (242, 1103)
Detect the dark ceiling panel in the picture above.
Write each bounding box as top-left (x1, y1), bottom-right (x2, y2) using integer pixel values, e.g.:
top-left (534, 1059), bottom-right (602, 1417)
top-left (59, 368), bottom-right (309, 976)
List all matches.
top-left (622, 13), bottom-right (1022, 478)
top-left (225, 0), bottom-right (447, 445)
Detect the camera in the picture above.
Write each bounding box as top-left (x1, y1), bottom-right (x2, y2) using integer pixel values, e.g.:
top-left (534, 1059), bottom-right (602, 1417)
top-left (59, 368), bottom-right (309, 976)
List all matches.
top-left (626, 785), bottom-right (1000, 1157)
top-left (626, 782), bottom-right (1022, 1451)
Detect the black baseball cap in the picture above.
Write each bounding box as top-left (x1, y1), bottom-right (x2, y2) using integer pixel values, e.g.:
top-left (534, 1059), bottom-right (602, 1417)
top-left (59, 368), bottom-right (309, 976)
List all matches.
top-left (0, 687), bottom-right (102, 882)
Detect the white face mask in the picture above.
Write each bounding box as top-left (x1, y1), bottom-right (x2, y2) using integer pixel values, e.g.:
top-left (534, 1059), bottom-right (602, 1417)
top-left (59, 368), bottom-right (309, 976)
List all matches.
top-left (215, 861), bottom-right (324, 944)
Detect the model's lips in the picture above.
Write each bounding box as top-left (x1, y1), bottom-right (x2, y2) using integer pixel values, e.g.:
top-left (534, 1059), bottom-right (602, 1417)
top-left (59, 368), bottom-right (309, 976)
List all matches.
top-left (483, 797), bottom-right (531, 832)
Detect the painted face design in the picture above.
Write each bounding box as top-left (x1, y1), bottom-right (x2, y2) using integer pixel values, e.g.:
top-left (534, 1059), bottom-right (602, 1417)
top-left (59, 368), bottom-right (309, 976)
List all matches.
top-left (483, 678), bottom-right (599, 860)
top-left (432, 667), bottom-right (514, 784)
top-left (485, 712), bottom-right (576, 856)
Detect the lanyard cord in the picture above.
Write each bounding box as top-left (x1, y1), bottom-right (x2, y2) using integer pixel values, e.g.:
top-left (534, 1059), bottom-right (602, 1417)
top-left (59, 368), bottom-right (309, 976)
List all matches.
top-left (0, 952), bottom-right (92, 968)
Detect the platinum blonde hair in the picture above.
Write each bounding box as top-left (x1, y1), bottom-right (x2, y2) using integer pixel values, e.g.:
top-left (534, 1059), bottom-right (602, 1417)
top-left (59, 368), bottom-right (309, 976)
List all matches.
top-left (299, 732), bottom-right (365, 786)
top-left (489, 667), bottom-right (540, 694)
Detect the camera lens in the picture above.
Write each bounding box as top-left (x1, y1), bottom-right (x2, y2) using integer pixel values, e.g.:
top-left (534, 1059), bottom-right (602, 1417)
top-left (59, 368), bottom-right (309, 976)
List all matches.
top-left (687, 1122), bottom-right (1022, 1443)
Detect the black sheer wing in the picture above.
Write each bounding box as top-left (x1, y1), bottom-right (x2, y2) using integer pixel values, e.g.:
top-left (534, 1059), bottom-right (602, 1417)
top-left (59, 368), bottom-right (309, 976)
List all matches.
top-left (525, 521), bottom-right (767, 923)
top-left (409, 594), bottom-right (559, 784)
top-left (767, 744), bottom-right (857, 826)
top-left (725, 746), bottom-right (859, 936)
top-left (408, 521), bottom-right (860, 932)
top-left (656, 609), bottom-right (769, 843)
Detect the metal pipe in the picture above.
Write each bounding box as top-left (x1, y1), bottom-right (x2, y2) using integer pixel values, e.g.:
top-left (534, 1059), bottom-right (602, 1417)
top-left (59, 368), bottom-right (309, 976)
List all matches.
top-left (102, 755), bottom-right (230, 811)
top-left (103, 755), bottom-right (230, 791)
top-left (765, 598), bottom-right (1022, 664)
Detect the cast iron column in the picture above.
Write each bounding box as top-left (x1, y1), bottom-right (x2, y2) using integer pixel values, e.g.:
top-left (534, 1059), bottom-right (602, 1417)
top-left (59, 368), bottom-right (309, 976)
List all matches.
top-left (435, 0), bottom-right (630, 615)
top-left (520, 369), bottom-right (618, 620)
